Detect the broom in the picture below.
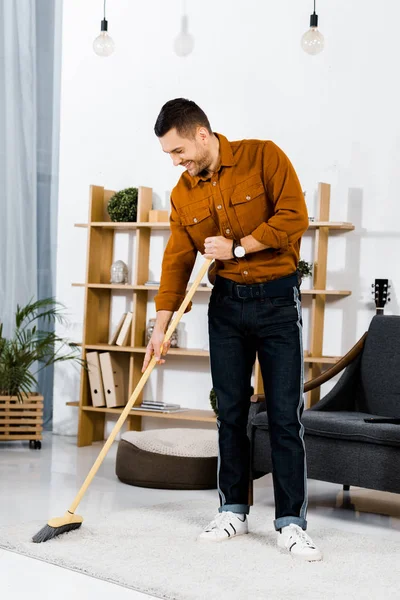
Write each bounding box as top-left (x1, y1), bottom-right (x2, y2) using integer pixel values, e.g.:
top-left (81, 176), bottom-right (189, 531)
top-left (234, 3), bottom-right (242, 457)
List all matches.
top-left (32, 258), bottom-right (212, 543)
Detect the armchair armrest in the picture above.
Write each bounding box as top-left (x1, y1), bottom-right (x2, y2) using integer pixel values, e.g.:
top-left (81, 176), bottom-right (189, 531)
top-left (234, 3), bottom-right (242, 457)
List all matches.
top-left (248, 395), bottom-right (267, 434)
top-left (304, 332), bottom-right (367, 393)
top-left (249, 331), bottom-right (367, 410)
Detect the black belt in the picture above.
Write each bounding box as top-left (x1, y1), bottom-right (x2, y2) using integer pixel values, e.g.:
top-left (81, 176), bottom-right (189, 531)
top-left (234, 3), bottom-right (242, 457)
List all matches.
top-left (214, 273), bottom-right (299, 300)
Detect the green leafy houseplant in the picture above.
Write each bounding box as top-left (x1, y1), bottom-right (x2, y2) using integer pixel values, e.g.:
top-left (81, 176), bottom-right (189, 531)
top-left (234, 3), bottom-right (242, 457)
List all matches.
top-left (0, 298), bottom-right (84, 403)
top-left (210, 388), bottom-right (218, 417)
top-left (297, 259), bottom-right (313, 280)
top-left (107, 187), bottom-right (138, 222)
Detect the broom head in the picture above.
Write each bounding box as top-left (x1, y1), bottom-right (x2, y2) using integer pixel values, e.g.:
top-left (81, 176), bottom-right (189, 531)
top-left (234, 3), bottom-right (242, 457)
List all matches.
top-left (32, 511), bottom-right (83, 543)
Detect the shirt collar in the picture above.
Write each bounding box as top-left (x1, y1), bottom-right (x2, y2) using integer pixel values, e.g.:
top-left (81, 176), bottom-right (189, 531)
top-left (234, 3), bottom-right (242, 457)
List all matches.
top-left (189, 133), bottom-right (236, 188)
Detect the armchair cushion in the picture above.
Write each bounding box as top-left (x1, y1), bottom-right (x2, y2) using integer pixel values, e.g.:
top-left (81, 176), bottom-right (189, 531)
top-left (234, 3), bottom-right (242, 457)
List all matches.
top-left (358, 316), bottom-right (400, 417)
top-left (251, 409), bottom-right (400, 448)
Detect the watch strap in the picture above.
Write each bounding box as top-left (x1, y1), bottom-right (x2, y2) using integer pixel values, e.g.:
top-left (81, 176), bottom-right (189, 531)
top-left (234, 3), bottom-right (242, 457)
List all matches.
top-left (232, 239), bottom-right (239, 258)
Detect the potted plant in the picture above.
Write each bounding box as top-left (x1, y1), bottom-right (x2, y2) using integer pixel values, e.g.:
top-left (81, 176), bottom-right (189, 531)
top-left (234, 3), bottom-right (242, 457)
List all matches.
top-left (107, 187), bottom-right (138, 222)
top-left (0, 298), bottom-right (84, 448)
top-left (210, 388), bottom-right (218, 417)
top-left (297, 259), bottom-right (313, 284)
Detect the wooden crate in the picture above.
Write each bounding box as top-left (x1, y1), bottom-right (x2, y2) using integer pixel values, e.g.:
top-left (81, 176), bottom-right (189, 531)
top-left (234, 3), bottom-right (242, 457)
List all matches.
top-left (0, 394), bottom-right (44, 447)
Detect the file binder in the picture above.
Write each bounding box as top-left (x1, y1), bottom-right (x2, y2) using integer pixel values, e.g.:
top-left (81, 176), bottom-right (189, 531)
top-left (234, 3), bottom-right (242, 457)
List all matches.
top-left (99, 352), bottom-right (127, 408)
top-left (86, 351), bottom-right (106, 407)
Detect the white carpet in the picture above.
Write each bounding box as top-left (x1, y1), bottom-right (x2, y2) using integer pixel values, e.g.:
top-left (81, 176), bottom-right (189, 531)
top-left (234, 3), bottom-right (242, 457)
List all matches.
top-left (0, 500), bottom-right (399, 600)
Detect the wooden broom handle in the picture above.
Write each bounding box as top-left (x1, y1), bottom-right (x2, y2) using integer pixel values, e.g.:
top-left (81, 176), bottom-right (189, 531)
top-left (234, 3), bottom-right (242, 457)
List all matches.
top-left (68, 258), bottom-right (213, 514)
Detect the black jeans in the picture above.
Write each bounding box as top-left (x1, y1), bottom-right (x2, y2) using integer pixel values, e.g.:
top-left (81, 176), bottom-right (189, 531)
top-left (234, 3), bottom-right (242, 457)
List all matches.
top-left (208, 274), bottom-right (307, 531)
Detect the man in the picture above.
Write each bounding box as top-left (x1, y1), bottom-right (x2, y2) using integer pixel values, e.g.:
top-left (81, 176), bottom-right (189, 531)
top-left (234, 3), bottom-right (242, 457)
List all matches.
top-left (142, 98), bottom-right (322, 561)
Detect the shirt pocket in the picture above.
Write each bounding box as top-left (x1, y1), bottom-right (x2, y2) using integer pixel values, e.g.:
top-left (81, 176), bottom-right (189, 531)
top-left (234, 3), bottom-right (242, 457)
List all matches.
top-left (230, 174), bottom-right (268, 235)
top-left (178, 199), bottom-right (219, 249)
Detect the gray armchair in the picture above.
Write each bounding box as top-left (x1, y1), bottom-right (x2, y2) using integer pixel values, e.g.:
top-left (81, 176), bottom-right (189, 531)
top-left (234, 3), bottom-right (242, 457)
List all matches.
top-left (248, 315), bottom-right (400, 495)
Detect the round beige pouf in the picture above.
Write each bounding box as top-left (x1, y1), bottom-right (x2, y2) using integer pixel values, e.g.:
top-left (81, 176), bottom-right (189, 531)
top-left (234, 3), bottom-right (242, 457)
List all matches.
top-left (116, 428), bottom-right (218, 490)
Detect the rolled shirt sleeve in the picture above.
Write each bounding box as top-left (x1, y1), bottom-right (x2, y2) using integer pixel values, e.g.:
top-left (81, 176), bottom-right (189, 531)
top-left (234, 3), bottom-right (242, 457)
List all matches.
top-left (250, 142), bottom-right (309, 250)
top-left (154, 194), bottom-right (197, 313)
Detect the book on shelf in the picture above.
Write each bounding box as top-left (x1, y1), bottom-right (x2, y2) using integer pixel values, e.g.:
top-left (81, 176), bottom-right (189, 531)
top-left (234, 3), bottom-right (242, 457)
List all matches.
top-left (141, 401), bottom-right (181, 409)
top-left (130, 405), bottom-right (185, 413)
top-left (108, 313), bottom-right (127, 345)
top-left (115, 312), bottom-right (133, 346)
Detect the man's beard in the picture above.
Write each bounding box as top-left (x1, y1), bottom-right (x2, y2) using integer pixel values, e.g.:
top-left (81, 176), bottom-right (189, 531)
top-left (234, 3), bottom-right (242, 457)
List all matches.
top-left (188, 145), bottom-right (212, 177)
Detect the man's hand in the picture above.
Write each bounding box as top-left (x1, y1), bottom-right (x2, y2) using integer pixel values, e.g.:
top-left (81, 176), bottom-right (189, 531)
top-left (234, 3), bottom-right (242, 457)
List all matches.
top-left (141, 310), bottom-right (173, 373)
top-left (204, 236), bottom-right (233, 261)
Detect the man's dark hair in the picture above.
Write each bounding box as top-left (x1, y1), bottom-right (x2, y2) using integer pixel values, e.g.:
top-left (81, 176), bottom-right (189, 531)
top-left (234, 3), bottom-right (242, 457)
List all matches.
top-left (154, 98), bottom-right (212, 138)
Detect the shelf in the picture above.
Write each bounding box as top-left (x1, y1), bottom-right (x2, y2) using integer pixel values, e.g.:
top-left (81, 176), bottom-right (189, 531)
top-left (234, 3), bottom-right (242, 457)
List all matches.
top-left (307, 222), bottom-right (354, 230)
top-left (304, 356), bottom-right (340, 364)
top-left (72, 283), bottom-right (135, 289)
top-left (76, 221), bottom-right (354, 232)
top-left (136, 284), bottom-right (212, 292)
top-left (79, 404), bottom-right (215, 422)
top-left (75, 222), bottom-right (170, 230)
top-left (301, 290), bottom-right (351, 296)
top-left (84, 344), bottom-right (209, 357)
top-left (72, 283), bottom-right (349, 296)
top-left (72, 283), bottom-right (212, 292)
top-left (79, 344), bottom-right (336, 363)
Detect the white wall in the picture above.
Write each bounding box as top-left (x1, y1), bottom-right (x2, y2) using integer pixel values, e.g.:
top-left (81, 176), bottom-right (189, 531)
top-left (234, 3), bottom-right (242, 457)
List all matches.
top-left (53, 0), bottom-right (400, 435)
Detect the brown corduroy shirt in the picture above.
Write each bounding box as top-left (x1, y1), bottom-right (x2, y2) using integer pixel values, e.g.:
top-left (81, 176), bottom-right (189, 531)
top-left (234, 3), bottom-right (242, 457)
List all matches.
top-left (154, 133), bottom-right (308, 313)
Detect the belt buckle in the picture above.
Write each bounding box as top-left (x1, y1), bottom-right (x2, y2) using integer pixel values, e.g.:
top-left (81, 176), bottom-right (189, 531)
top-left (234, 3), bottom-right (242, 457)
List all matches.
top-left (235, 284), bottom-right (248, 299)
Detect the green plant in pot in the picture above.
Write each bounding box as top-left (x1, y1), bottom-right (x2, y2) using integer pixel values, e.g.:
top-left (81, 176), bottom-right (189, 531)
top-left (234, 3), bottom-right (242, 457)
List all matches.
top-left (210, 388), bottom-right (218, 416)
top-left (297, 259), bottom-right (313, 284)
top-left (107, 187), bottom-right (138, 222)
top-left (0, 298), bottom-right (84, 403)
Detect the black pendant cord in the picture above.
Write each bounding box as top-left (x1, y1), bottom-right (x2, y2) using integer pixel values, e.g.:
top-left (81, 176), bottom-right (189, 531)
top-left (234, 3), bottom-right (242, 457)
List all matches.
top-left (310, 0), bottom-right (318, 27)
top-left (101, 0), bottom-right (108, 32)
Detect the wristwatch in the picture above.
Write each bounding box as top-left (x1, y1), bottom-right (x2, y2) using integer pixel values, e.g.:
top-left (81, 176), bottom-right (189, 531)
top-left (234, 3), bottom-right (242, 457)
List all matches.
top-left (232, 239), bottom-right (246, 258)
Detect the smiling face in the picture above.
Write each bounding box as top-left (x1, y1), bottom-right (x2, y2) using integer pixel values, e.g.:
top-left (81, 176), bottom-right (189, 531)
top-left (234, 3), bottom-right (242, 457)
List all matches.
top-left (159, 126), bottom-right (214, 177)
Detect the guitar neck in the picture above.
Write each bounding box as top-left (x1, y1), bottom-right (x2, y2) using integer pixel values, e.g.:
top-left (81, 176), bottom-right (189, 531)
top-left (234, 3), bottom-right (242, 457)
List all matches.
top-left (372, 278), bottom-right (390, 315)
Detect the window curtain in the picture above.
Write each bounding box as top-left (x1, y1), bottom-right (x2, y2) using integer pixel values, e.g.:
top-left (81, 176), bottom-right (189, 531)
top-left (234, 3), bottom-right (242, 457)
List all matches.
top-left (0, 0), bottom-right (63, 429)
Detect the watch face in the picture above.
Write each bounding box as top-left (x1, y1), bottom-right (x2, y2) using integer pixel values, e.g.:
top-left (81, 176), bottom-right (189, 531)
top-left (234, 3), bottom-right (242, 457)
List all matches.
top-left (234, 245), bottom-right (245, 258)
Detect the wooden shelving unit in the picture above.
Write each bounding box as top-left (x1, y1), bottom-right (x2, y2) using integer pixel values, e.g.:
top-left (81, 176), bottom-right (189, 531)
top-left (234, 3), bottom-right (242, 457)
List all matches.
top-left (73, 185), bottom-right (217, 447)
top-left (72, 182), bottom-right (352, 446)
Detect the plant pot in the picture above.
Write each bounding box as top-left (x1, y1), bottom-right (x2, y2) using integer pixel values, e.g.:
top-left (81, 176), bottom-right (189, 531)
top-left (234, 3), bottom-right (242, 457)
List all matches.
top-left (0, 393), bottom-right (43, 448)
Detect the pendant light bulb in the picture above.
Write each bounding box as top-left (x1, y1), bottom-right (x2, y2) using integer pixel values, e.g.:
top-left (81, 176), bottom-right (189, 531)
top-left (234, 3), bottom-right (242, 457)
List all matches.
top-left (93, 1), bottom-right (115, 57)
top-left (174, 15), bottom-right (194, 57)
top-left (301, 2), bottom-right (324, 55)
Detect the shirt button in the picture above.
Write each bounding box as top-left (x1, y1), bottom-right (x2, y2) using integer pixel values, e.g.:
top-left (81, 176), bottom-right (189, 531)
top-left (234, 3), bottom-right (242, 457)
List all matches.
top-left (217, 205), bottom-right (222, 210)
top-left (246, 195), bottom-right (251, 200)
top-left (225, 228), bottom-right (231, 234)
top-left (193, 218), bottom-right (198, 223)
top-left (243, 271), bottom-right (248, 275)
top-left (212, 182), bottom-right (217, 187)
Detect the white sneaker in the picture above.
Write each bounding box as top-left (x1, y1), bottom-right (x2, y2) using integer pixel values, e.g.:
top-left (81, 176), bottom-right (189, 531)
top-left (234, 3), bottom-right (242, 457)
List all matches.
top-left (198, 511), bottom-right (248, 542)
top-left (277, 524), bottom-right (323, 561)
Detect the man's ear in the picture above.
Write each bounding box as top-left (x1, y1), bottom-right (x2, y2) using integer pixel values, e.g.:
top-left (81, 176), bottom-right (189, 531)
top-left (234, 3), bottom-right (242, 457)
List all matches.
top-left (198, 127), bottom-right (209, 143)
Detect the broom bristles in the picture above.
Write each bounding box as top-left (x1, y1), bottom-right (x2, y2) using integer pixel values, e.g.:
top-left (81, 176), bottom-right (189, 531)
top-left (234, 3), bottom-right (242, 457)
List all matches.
top-left (32, 511), bottom-right (83, 543)
top-left (32, 521), bottom-right (82, 543)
